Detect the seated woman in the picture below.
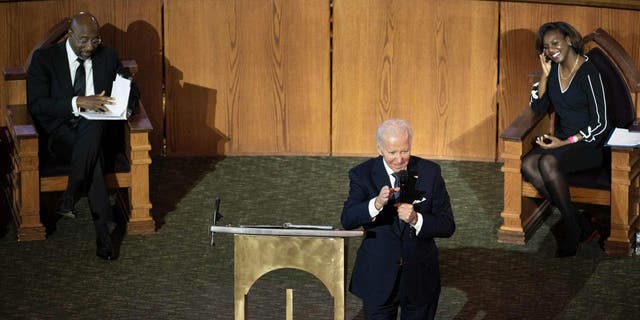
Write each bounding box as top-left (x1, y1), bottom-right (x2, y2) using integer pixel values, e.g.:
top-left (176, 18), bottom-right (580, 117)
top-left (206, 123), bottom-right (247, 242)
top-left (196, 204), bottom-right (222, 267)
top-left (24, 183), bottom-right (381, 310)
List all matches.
top-left (522, 21), bottom-right (610, 258)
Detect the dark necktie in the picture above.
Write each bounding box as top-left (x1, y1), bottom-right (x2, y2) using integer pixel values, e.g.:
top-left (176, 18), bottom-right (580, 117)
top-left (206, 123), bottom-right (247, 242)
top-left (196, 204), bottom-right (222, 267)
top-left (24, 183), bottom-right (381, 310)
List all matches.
top-left (73, 58), bottom-right (86, 96)
top-left (391, 172), bottom-right (406, 229)
top-left (391, 172), bottom-right (400, 199)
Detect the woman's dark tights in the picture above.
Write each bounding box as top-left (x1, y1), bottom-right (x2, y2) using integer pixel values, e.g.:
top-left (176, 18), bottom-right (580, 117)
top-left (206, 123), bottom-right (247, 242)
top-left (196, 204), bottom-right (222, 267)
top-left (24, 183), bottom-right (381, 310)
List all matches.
top-left (522, 153), bottom-right (591, 252)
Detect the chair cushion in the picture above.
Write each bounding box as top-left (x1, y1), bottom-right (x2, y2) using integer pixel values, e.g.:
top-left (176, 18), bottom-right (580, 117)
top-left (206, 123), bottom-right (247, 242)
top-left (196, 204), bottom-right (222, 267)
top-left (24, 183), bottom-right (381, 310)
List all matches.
top-left (567, 146), bottom-right (611, 190)
top-left (567, 166), bottom-right (610, 190)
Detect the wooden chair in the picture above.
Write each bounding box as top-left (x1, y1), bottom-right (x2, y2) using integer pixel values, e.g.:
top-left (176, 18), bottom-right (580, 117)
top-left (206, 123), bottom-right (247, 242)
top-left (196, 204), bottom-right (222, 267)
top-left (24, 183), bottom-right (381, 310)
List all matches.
top-left (2, 19), bottom-right (155, 241)
top-left (498, 28), bottom-right (640, 255)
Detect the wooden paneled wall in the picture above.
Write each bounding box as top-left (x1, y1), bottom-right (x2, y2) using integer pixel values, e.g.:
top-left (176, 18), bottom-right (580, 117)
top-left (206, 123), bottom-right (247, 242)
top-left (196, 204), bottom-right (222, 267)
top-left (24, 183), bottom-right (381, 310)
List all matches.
top-left (164, 0), bottom-right (331, 156)
top-left (332, 0), bottom-right (499, 160)
top-left (2, 1), bottom-right (640, 160)
top-left (0, 0), bottom-right (163, 153)
top-left (164, 0), bottom-right (499, 159)
top-left (499, 2), bottom-right (640, 141)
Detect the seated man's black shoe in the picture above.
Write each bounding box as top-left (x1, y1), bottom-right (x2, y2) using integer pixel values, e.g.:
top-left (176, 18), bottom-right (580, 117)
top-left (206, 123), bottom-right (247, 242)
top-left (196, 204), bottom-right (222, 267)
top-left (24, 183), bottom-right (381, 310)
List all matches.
top-left (56, 194), bottom-right (76, 219)
top-left (96, 241), bottom-right (117, 261)
top-left (96, 249), bottom-right (116, 261)
top-left (95, 226), bottom-right (116, 261)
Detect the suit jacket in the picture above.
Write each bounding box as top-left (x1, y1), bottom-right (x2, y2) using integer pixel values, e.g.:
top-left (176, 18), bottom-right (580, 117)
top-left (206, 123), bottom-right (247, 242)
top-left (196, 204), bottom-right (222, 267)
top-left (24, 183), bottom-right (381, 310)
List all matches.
top-left (27, 41), bottom-right (139, 134)
top-left (341, 156), bottom-right (455, 306)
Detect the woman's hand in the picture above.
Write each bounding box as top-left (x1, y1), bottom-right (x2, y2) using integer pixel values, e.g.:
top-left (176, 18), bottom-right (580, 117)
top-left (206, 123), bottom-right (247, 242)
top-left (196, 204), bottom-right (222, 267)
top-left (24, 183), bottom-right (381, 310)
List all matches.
top-left (536, 134), bottom-right (567, 149)
top-left (539, 53), bottom-right (552, 76)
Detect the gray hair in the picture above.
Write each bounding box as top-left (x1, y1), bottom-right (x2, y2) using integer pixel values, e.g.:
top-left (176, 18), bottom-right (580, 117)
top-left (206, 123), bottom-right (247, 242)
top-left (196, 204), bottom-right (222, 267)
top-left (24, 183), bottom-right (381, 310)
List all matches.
top-left (376, 119), bottom-right (413, 147)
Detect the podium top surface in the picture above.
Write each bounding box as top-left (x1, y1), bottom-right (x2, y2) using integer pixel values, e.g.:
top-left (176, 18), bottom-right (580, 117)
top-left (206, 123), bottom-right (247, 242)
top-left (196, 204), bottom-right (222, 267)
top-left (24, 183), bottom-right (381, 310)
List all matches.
top-left (210, 225), bottom-right (364, 238)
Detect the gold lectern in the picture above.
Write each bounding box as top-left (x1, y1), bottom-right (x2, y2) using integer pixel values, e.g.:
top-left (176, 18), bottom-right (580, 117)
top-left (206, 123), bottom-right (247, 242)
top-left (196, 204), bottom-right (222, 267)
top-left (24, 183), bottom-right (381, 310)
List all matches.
top-left (209, 226), bottom-right (363, 320)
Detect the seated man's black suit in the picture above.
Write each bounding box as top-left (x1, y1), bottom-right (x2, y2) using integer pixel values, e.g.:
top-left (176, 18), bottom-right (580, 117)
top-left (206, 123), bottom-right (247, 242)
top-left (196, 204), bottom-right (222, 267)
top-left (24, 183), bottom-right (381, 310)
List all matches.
top-left (27, 37), bottom-right (138, 260)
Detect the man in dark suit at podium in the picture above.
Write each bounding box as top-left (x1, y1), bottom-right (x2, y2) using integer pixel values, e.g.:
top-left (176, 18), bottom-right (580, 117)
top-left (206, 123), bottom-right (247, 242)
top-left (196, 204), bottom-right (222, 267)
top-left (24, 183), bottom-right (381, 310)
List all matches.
top-left (27, 12), bottom-right (138, 260)
top-left (341, 119), bottom-right (455, 319)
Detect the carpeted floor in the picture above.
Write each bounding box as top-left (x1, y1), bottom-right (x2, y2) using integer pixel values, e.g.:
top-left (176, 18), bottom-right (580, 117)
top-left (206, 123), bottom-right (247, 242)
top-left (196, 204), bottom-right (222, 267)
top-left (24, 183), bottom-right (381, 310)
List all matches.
top-left (1, 156), bottom-right (639, 319)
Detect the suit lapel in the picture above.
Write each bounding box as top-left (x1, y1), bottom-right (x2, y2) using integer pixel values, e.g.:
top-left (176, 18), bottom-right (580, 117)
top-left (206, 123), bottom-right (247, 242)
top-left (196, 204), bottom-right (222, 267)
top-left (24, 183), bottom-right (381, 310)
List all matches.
top-left (398, 157), bottom-right (422, 237)
top-left (372, 157), bottom-right (406, 236)
top-left (372, 156), bottom-right (391, 191)
top-left (406, 157), bottom-right (423, 195)
top-left (54, 43), bottom-right (74, 94)
top-left (407, 156), bottom-right (420, 179)
top-left (91, 49), bottom-right (106, 93)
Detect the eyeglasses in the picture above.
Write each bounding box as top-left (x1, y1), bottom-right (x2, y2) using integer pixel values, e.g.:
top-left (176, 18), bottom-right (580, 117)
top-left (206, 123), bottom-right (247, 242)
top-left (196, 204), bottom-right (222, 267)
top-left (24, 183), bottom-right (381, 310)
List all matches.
top-left (71, 33), bottom-right (102, 47)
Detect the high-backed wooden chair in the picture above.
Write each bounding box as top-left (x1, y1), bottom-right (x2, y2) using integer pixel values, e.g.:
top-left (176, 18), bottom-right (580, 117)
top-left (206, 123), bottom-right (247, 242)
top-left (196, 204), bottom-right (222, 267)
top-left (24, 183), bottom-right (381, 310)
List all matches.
top-left (498, 28), bottom-right (640, 255)
top-left (2, 19), bottom-right (155, 241)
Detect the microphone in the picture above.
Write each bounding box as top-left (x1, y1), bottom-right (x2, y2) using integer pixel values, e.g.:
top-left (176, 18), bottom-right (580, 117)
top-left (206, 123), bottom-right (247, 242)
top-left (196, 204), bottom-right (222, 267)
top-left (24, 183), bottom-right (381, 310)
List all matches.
top-left (209, 197), bottom-right (223, 246)
top-left (397, 170), bottom-right (409, 203)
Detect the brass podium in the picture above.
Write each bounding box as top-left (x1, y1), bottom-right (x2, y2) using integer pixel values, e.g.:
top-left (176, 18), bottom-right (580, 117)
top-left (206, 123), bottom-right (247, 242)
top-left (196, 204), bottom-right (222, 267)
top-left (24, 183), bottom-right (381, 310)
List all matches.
top-left (209, 225), bottom-right (363, 320)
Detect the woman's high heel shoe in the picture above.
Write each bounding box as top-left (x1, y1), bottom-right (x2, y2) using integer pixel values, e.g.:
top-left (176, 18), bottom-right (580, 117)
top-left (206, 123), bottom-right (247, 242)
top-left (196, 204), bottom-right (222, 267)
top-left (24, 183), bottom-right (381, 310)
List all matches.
top-left (555, 247), bottom-right (578, 258)
top-left (580, 229), bottom-right (599, 244)
top-left (579, 216), bottom-right (603, 245)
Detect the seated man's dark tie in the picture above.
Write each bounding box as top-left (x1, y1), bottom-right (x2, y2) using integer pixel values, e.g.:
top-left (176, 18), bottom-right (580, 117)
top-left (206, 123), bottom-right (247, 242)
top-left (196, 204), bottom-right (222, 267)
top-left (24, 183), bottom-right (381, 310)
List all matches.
top-left (69, 58), bottom-right (86, 127)
top-left (74, 58), bottom-right (86, 96)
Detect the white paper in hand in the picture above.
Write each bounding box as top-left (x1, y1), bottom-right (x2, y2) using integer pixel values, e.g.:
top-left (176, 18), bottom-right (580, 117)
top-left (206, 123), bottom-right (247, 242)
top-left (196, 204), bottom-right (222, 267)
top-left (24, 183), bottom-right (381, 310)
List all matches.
top-left (79, 74), bottom-right (131, 120)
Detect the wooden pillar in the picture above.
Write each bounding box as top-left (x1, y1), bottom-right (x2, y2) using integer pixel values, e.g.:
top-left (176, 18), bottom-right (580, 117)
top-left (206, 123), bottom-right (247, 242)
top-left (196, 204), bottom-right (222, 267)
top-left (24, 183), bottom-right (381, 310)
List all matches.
top-left (13, 130), bottom-right (46, 240)
top-left (606, 148), bottom-right (640, 255)
top-left (498, 140), bottom-right (550, 244)
top-left (125, 128), bottom-right (154, 234)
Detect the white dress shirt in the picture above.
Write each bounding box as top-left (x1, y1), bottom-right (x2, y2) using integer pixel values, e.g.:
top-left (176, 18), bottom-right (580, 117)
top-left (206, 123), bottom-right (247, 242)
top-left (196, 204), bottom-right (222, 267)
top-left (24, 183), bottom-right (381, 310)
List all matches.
top-left (368, 161), bottom-right (424, 234)
top-left (66, 39), bottom-right (95, 116)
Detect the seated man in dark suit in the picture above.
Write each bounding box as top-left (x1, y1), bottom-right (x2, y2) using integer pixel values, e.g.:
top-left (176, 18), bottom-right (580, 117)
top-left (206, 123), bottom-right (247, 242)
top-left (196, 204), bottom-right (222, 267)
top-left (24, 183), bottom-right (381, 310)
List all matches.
top-left (27, 12), bottom-right (139, 261)
top-left (341, 119), bottom-right (455, 319)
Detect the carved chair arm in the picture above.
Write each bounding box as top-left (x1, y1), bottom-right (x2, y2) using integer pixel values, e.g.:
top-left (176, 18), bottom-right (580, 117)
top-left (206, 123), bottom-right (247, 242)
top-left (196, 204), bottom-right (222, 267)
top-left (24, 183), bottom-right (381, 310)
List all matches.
top-left (501, 106), bottom-right (551, 158)
top-left (501, 107), bottom-right (548, 141)
top-left (6, 104), bottom-right (38, 141)
top-left (2, 67), bottom-right (27, 81)
top-left (128, 100), bottom-right (153, 133)
top-left (6, 100), bottom-right (150, 137)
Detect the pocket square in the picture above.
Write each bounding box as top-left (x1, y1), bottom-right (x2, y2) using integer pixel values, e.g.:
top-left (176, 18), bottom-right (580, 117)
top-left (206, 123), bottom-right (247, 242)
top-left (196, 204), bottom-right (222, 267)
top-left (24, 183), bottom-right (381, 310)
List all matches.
top-left (412, 197), bottom-right (427, 204)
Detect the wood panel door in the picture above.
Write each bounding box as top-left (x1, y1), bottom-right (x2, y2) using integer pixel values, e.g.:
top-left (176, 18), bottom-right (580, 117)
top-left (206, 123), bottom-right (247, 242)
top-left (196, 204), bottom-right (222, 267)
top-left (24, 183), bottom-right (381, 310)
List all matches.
top-left (164, 0), bottom-right (331, 156)
top-left (332, 0), bottom-right (499, 160)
